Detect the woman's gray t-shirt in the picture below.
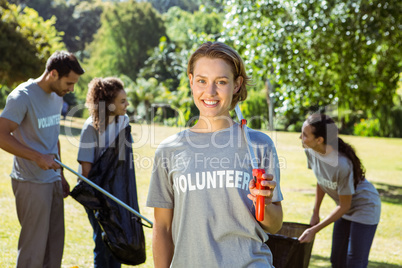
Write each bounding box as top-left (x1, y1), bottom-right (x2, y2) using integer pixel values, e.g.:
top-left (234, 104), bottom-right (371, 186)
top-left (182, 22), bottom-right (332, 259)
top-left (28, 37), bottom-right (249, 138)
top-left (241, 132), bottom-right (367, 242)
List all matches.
top-left (147, 123), bottom-right (283, 268)
top-left (305, 148), bottom-right (381, 225)
top-left (77, 115), bottom-right (129, 166)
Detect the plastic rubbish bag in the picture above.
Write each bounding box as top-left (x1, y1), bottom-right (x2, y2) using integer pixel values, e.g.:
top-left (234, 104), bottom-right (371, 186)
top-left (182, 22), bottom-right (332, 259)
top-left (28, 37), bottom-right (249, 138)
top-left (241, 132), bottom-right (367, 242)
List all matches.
top-left (70, 125), bottom-right (146, 265)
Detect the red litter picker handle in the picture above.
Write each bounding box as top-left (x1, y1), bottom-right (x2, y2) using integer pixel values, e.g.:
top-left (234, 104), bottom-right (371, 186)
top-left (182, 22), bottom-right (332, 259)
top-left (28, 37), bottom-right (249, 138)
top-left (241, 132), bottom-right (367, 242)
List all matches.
top-left (235, 104), bottom-right (269, 222)
top-left (253, 169), bottom-right (266, 221)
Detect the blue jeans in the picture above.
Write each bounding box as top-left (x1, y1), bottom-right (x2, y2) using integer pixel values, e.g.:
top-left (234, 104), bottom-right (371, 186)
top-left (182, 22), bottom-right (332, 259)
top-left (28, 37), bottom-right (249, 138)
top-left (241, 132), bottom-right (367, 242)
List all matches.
top-left (331, 218), bottom-right (378, 268)
top-left (86, 208), bottom-right (121, 268)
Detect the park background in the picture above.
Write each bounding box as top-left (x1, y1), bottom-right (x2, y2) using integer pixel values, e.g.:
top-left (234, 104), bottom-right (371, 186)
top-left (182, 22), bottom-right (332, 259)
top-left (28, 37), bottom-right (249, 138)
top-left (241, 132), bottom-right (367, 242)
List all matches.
top-left (0, 0), bottom-right (401, 267)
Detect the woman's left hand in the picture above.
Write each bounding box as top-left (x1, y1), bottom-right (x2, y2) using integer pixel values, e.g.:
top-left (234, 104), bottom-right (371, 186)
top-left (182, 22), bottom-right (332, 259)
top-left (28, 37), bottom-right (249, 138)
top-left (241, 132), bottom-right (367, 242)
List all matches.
top-left (247, 173), bottom-right (276, 206)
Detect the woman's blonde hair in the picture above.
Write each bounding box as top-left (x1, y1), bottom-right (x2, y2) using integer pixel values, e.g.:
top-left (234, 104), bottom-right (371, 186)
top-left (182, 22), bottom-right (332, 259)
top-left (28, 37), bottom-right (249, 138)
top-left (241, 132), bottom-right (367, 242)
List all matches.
top-left (187, 42), bottom-right (251, 110)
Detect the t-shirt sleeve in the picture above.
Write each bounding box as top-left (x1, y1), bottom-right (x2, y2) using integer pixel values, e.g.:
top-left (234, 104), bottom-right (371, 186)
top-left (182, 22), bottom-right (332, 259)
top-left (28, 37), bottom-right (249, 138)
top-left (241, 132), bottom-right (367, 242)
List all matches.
top-left (304, 149), bottom-right (313, 169)
top-left (261, 136), bottom-right (283, 203)
top-left (146, 147), bottom-right (174, 209)
top-left (0, 90), bottom-right (29, 125)
top-left (77, 123), bottom-right (98, 164)
top-left (337, 158), bottom-right (355, 195)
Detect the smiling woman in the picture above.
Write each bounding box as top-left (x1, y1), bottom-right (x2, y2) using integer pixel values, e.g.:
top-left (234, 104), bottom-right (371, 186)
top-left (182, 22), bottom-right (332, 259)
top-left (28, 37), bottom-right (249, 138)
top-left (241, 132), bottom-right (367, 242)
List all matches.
top-left (146, 41), bottom-right (284, 268)
top-left (189, 57), bottom-right (242, 122)
top-left (186, 42), bottom-right (250, 133)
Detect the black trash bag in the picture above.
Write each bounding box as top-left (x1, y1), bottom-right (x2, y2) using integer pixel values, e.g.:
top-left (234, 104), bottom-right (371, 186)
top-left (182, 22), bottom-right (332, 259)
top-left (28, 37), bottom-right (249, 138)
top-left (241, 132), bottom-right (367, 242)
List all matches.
top-left (265, 222), bottom-right (314, 268)
top-left (70, 125), bottom-right (146, 266)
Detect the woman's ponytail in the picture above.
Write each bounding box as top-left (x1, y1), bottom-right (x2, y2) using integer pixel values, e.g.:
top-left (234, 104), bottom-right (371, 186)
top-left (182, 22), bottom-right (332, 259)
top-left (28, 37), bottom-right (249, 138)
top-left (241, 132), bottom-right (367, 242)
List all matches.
top-left (337, 137), bottom-right (365, 189)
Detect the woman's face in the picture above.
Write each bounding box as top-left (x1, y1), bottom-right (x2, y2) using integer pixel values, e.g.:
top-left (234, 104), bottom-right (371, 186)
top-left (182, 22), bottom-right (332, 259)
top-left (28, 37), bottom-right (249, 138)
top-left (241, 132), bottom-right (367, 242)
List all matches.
top-left (188, 57), bottom-right (242, 119)
top-left (110, 89), bottom-right (129, 116)
top-left (300, 121), bottom-right (321, 150)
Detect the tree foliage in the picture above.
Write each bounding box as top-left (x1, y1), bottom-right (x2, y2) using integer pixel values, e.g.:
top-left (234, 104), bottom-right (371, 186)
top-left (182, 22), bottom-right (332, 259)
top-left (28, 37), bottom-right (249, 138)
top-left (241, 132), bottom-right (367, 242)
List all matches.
top-left (0, 0), bottom-right (64, 86)
top-left (164, 6), bottom-right (223, 47)
top-left (123, 75), bottom-right (169, 123)
top-left (148, 0), bottom-right (200, 13)
top-left (240, 89), bottom-right (269, 129)
top-left (223, 0), bottom-right (402, 135)
top-left (139, 37), bottom-right (188, 91)
top-left (9, 0), bottom-right (103, 53)
top-left (84, 0), bottom-right (165, 81)
top-left (140, 7), bottom-right (224, 87)
top-left (137, 6), bottom-right (224, 125)
top-left (2, 0), bottom-right (400, 136)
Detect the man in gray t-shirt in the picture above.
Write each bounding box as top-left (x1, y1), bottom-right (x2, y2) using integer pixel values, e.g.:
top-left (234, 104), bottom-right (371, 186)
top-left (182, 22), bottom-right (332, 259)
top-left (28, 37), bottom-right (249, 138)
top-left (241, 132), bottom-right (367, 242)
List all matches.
top-left (0, 51), bottom-right (84, 268)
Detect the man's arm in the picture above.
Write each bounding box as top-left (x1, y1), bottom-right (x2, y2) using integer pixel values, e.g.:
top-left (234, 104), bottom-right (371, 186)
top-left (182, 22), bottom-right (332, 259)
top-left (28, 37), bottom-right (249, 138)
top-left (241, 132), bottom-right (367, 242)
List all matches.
top-left (0, 117), bottom-right (59, 170)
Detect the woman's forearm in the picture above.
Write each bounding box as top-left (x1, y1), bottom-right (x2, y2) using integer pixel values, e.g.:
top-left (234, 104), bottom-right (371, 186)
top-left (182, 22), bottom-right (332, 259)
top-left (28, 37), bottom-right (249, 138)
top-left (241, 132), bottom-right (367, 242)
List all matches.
top-left (153, 224), bottom-right (174, 268)
top-left (260, 201), bottom-right (283, 233)
top-left (313, 184), bottom-right (325, 215)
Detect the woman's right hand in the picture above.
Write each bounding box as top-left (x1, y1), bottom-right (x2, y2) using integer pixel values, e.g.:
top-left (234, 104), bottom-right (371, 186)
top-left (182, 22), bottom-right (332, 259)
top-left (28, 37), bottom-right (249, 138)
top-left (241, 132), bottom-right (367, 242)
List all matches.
top-left (298, 213), bottom-right (320, 243)
top-left (298, 227), bottom-right (316, 243)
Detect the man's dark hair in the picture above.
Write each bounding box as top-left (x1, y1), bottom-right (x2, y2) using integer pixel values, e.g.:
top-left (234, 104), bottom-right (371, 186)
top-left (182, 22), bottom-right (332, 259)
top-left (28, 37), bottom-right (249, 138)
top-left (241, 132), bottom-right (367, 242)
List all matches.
top-left (46, 51), bottom-right (85, 78)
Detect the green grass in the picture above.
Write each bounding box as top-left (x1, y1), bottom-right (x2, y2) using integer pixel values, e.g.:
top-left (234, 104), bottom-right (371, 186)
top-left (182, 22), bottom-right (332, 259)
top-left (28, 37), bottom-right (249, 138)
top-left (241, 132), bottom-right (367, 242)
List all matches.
top-left (0, 117), bottom-right (401, 267)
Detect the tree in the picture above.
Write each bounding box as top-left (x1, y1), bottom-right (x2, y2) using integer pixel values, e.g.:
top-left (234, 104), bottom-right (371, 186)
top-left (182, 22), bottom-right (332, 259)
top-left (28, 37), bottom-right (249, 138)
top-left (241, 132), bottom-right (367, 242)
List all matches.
top-left (9, 0), bottom-right (103, 53)
top-left (0, 1), bottom-right (64, 87)
top-left (137, 6), bottom-right (224, 126)
top-left (139, 37), bottom-right (188, 91)
top-left (140, 7), bottom-right (224, 97)
top-left (139, 4), bottom-right (224, 90)
top-left (49, 0), bottom-right (103, 53)
top-left (163, 6), bottom-right (223, 47)
top-left (223, 0), bottom-right (402, 135)
top-left (125, 77), bottom-right (168, 123)
top-left (84, 0), bottom-right (165, 81)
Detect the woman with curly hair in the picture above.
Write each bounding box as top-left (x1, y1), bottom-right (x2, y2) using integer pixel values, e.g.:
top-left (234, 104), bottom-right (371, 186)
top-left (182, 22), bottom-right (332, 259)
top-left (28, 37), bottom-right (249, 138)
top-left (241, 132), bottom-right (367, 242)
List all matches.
top-left (298, 113), bottom-right (381, 268)
top-left (77, 77), bottom-right (129, 268)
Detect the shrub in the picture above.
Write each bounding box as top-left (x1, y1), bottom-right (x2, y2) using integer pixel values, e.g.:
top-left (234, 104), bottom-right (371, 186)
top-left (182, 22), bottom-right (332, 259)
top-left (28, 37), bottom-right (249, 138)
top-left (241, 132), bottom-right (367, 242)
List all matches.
top-left (353, 118), bottom-right (381, 137)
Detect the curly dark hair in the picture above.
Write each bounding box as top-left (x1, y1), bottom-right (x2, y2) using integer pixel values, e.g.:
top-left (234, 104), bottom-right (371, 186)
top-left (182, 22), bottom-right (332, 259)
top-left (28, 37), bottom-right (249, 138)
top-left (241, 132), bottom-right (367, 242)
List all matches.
top-left (306, 113), bottom-right (365, 189)
top-left (86, 77), bottom-right (124, 132)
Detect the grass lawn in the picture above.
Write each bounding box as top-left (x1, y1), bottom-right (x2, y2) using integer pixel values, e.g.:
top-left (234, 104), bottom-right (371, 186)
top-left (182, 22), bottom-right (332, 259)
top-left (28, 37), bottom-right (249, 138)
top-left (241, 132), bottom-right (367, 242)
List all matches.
top-left (0, 116), bottom-right (401, 267)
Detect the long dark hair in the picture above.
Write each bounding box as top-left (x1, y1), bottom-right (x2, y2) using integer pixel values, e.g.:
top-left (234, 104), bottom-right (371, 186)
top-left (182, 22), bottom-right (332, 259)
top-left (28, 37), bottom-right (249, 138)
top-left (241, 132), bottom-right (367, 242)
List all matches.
top-left (306, 114), bottom-right (365, 188)
top-left (86, 77), bottom-right (124, 132)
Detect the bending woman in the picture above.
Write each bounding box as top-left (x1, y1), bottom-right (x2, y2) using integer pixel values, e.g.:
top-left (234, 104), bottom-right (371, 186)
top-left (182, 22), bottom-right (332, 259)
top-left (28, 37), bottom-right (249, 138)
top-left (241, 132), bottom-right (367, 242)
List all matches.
top-left (298, 113), bottom-right (381, 268)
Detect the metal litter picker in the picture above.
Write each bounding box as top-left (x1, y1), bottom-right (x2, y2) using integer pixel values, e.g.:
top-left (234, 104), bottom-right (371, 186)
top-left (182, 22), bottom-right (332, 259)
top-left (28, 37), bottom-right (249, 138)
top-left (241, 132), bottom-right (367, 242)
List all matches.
top-left (55, 159), bottom-right (153, 228)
